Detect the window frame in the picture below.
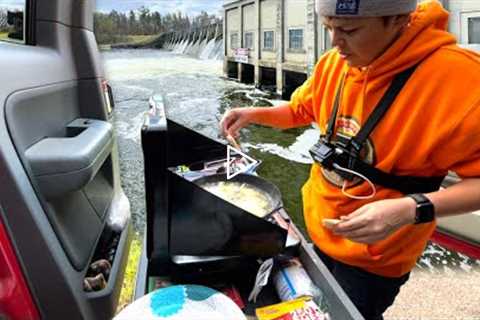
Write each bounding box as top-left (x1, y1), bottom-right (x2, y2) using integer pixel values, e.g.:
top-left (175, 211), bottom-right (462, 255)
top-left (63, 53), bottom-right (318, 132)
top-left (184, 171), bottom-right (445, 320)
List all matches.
top-left (262, 30), bottom-right (275, 51)
top-left (244, 31), bottom-right (254, 50)
top-left (460, 11), bottom-right (480, 44)
top-left (287, 27), bottom-right (304, 52)
top-left (230, 31), bottom-right (239, 50)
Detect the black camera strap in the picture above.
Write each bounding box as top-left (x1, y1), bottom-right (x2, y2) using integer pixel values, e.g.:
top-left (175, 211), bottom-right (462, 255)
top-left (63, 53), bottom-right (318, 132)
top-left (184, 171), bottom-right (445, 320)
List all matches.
top-left (348, 158), bottom-right (445, 194)
top-left (348, 66), bottom-right (418, 154)
top-left (327, 66), bottom-right (417, 147)
top-left (322, 65), bottom-right (445, 194)
top-left (326, 73), bottom-right (345, 142)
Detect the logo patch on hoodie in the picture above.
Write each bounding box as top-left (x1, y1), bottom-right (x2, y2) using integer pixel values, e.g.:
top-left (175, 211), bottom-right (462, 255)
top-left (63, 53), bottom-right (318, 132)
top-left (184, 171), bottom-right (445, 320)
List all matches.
top-left (321, 116), bottom-right (375, 188)
top-left (336, 0), bottom-right (359, 15)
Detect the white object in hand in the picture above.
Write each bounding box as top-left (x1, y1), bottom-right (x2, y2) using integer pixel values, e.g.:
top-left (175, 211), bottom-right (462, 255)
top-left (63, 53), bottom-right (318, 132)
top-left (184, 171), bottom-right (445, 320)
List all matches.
top-left (322, 218), bottom-right (341, 229)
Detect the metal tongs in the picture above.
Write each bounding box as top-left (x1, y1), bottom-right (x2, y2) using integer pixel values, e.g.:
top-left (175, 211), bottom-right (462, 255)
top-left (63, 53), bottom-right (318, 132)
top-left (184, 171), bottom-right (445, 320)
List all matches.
top-left (226, 134), bottom-right (242, 151)
top-left (225, 134), bottom-right (260, 176)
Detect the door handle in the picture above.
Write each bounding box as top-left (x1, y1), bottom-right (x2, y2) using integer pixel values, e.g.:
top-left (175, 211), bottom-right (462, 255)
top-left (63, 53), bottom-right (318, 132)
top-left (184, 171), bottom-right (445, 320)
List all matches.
top-left (25, 118), bottom-right (113, 199)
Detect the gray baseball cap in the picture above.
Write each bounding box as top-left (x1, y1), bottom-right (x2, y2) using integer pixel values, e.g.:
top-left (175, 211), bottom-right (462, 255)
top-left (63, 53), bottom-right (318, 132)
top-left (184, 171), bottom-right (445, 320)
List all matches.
top-left (317, 0), bottom-right (417, 17)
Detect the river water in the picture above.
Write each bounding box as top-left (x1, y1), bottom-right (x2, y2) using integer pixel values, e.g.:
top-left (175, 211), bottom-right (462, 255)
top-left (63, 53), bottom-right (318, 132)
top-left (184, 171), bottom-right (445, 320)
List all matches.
top-left (102, 48), bottom-right (480, 274)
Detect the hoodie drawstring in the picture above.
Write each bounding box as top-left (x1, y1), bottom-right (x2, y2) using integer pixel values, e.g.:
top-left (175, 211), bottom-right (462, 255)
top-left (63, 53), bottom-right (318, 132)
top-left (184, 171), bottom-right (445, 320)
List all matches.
top-left (361, 67), bottom-right (371, 121)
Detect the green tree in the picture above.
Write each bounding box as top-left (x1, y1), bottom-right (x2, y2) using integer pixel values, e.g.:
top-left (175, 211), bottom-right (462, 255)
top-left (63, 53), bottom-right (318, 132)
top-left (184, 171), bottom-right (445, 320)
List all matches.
top-left (128, 10), bottom-right (137, 34)
top-left (151, 11), bottom-right (162, 33)
top-left (93, 8), bottom-right (220, 44)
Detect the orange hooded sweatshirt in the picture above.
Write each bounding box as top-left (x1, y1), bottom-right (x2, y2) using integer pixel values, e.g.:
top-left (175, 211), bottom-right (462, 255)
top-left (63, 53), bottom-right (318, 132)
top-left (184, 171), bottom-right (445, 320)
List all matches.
top-left (289, 0), bottom-right (480, 277)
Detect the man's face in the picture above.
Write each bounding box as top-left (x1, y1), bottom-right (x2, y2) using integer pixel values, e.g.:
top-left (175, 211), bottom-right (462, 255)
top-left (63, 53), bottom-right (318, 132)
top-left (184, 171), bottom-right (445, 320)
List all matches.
top-left (323, 16), bottom-right (406, 67)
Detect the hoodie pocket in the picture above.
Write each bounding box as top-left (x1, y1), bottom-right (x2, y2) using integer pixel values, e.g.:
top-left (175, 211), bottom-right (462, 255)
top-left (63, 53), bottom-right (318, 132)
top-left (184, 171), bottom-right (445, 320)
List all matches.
top-left (365, 243), bottom-right (384, 262)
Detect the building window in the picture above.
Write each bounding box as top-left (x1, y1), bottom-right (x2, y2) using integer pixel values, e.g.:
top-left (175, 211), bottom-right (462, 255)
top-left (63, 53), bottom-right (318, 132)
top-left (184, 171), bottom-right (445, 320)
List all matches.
top-left (244, 32), bottom-right (254, 49)
top-left (230, 32), bottom-right (239, 49)
top-left (0, 2), bottom-right (26, 43)
top-left (263, 31), bottom-right (274, 50)
top-left (468, 17), bottom-right (480, 44)
top-left (289, 29), bottom-right (303, 50)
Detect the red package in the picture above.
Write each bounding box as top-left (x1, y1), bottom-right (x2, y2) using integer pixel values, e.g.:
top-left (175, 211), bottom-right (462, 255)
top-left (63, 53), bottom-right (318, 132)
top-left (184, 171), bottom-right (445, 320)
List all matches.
top-left (272, 300), bottom-right (326, 320)
top-left (221, 285), bottom-right (245, 309)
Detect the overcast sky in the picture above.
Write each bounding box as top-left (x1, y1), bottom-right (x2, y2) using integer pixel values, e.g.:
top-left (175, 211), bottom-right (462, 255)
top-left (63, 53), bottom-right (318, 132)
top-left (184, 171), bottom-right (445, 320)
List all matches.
top-left (0, 0), bottom-right (22, 10)
top-left (97, 0), bottom-right (223, 16)
top-left (0, 0), bottom-right (224, 16)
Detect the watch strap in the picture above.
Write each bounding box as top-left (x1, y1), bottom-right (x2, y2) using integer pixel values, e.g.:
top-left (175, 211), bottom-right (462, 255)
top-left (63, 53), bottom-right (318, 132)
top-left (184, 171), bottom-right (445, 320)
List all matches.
top-left (407, 193), bottom-right (435, 224)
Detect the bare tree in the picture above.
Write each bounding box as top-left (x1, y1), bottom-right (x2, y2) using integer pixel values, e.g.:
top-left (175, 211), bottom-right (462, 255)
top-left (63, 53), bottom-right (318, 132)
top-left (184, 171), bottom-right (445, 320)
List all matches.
top-left (0, 9), bottom-right (9, 31)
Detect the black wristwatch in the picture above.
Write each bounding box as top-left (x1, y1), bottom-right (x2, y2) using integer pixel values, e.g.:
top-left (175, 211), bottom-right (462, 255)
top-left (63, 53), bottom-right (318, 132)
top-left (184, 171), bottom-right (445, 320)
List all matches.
top-left (407, 193), bottom-right (435, 224)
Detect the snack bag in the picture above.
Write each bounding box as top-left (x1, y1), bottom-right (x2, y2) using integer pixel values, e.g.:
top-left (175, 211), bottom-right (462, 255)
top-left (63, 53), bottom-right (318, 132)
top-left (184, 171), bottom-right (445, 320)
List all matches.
top-left (256, 297), bottom-right (326, 320)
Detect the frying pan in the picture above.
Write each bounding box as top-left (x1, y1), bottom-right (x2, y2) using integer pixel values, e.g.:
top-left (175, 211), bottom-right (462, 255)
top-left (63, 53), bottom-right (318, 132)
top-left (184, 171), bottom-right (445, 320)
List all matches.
top-left (194, 173), bottom-right (283, 217)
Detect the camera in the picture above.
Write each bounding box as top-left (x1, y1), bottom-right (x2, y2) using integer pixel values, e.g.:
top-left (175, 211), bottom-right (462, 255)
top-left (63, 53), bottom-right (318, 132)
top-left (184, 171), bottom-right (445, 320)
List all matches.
top-left (309, 137), bottom-right (356, 181)
top-left (309, 139), bottom-right (336, 168)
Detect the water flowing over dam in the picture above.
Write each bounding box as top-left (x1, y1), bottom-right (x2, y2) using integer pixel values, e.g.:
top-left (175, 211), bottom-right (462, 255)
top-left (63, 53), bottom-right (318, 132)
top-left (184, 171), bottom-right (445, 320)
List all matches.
top-left (163, 23), bottom-right (224, 60)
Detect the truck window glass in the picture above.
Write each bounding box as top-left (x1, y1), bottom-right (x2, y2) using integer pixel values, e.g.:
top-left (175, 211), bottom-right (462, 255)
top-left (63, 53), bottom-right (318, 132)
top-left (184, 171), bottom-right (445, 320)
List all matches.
top-left (0, 2), bottom-right (25, 43)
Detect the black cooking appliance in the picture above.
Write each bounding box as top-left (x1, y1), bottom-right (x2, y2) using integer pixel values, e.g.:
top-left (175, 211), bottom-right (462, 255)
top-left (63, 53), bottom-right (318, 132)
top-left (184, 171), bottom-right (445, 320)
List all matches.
top-left (141, 96), bottom-right (288, 273)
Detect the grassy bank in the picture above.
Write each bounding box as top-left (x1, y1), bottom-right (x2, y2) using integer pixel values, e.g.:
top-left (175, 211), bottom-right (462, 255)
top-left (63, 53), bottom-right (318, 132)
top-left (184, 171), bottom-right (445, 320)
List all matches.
top-left (123, 35), bottom-right (157, 44)
top-left (117, 233), bottom-right (142, 313)
top-left (97, 34), bottom-right (157, 47)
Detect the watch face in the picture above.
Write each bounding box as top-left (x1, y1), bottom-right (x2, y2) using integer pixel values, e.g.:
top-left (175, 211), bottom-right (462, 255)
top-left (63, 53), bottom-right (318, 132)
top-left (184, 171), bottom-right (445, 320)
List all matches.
top-left (410, 194), bottom-right (435, 224)
top-left (416, 205), bottom-right (435, 224)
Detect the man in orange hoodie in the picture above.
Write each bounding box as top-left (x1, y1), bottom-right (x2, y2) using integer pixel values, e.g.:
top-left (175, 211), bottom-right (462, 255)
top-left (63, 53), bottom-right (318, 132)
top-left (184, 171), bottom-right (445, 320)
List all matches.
top-left (221, 0), bottom-right (480, 319)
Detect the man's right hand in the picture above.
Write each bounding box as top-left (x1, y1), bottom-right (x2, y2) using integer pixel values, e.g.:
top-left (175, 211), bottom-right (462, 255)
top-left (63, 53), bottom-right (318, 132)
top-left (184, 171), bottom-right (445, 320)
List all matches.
top-left (220, 107), bottom-right (254, 138)
top-left (219, 103), bottom-right (301, 138)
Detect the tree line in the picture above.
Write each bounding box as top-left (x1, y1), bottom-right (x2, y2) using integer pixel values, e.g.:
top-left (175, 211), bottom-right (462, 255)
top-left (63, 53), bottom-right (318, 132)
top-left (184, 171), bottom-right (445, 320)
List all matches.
top-left (0, 7), bottom-right (221, 44)
top-left (94, 7), bottom-right (222, 44)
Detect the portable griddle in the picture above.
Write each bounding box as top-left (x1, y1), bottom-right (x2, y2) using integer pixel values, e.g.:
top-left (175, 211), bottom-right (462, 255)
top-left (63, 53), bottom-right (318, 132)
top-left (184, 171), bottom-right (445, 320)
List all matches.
top-left (141, 96), bottom-right (288, 274)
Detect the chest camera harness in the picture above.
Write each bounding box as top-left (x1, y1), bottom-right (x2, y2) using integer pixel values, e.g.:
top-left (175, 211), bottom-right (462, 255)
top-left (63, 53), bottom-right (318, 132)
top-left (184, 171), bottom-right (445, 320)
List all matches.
top-left (309, 65), bottom-right (445, 195)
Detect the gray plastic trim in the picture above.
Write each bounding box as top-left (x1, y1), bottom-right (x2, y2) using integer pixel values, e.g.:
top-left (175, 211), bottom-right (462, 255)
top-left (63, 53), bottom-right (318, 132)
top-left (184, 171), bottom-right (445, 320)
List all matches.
top-left (0, 0), bottom-right (130, 318)
top-left (25, 118), bottom-right (113, 198)
top-left (286, 214), bottom-right (364, 320)
top-left (36, 0), bottom-right (94, 31)
top-left (85, 223), bottom-right (133, 319)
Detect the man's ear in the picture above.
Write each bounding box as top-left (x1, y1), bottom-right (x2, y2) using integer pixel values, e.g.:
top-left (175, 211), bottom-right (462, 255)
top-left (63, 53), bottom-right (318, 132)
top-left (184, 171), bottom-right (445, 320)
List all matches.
top-left (393, 14), bottom-right (411, 29)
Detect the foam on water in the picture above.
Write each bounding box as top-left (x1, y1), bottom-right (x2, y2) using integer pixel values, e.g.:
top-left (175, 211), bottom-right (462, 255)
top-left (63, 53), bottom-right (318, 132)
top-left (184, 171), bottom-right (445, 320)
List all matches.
top-left (114, 113), bottom-right (145, 143)
top-left (243, 128), bottom-right (318, 164)
top-left (199, 39), bottom-right (217, 60)
top-left (103, 49), bottom-right (223, 81)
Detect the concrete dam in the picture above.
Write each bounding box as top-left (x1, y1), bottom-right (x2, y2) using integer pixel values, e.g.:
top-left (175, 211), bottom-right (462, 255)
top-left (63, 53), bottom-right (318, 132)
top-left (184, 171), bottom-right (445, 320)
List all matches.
top-left (161, 23), bottom-right (224, 60)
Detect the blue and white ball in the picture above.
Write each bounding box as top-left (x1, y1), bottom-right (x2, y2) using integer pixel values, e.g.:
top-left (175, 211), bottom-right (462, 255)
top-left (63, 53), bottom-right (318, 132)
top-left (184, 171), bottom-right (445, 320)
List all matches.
top-left (115, 285), bottom-right (246, 320)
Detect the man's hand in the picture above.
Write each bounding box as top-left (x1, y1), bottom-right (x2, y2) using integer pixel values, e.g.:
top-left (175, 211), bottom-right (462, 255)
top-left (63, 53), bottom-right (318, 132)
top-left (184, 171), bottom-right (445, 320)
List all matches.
top-left (220, 108), bottom-right (253, 138)
top-left (331, 197), bottom-right (417, 244)
top-left (220, 104), bottom-right (301, 137)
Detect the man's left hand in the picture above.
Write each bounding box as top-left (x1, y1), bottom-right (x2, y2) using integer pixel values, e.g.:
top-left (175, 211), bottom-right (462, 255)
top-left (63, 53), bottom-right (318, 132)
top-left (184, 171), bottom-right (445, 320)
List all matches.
top-left (331, 198), bottom-right (417, 244)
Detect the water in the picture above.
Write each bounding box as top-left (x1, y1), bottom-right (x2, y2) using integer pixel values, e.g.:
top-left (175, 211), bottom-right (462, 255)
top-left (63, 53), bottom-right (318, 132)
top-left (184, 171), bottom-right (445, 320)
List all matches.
top-left (167, 36), bottom-right (223, 60)
top-left (199, 39), bottom-right (216, 60)
top-left (103, 48), bottom-right (480, 274)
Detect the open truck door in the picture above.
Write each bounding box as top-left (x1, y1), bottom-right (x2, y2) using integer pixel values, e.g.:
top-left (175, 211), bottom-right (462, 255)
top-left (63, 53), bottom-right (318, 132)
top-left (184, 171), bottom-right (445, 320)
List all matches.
top-left (0, 0), bottom-right (131, 319)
